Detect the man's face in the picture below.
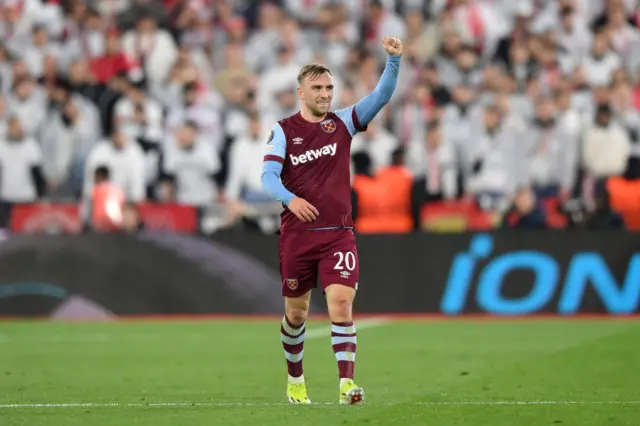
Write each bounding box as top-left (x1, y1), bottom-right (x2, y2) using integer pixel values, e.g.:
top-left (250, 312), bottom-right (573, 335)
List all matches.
top-left (136, 17), bottom-right (156, 34)
top-left (483, 109), bottom-right (500, 129)
top-left (556, 90), bottom-right (571, 111)
top-left (453, 86), bottom-right (473, 105)
top-left (593, 34), bottom-right (608, 56)
top-left (536, 100), bottom-right (555, 121)
top-left (561, 9), bottom-right (574, 30)
top-left (85, 14), bottom-right (102, 31)
top-left (298, 72), bottom-right (333, 117)
top-left (33, 28), bottom-right (48, 46)
top-left (8, 118), bottom-right (22, 140)
top-left (596, 109), bottom-right (611, 127)
top-left (515, 188), bottom-right (535, 213)
top-left (426, 128), bottom-right (441, 151)
top-left (11, 61), bottom-right (28, 81)
top-left (250, 119), bottom-right (261, 139)
top-left (127, 86), bottom-right (144, 103)
top-left (106, 33), bottom-right (120, 53)
top-left (184, 88), bottom-right (198, 106)
top-left (178, 126), bottom-right (197, 148)
top-left (15, 80), bottom-right (33, 100)
top-left (69, 60), bottom-right (87, 83)
top-left (443, 33), bottom-right (462, 55)
top-left (113, 131), bottom-right (127, 149)
top-left (457, 50), bottom-right (476, 70)
top-left (277, 89), bottom-right (297, 110)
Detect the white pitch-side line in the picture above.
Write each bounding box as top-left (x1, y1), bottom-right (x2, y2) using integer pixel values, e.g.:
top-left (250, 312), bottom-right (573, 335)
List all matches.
top-left (305, 317), bottom-right (391, 339)
top-left (1, 401), bottom-right (639, 409)
top-left (0, 318), bottom-right (391, 344)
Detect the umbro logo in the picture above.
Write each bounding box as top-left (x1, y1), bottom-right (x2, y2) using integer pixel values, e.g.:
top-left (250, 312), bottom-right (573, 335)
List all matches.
top-left (293, 137), bottom-right (304, 144)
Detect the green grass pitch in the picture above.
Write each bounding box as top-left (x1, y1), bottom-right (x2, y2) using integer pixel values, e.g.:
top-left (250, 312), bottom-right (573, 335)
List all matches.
top-left (1, 318), bottom-right (639, 425)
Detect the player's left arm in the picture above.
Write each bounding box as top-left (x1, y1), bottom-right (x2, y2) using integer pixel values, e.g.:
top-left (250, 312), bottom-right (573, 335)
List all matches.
top-left (336, 37), bottom-right (402, 135)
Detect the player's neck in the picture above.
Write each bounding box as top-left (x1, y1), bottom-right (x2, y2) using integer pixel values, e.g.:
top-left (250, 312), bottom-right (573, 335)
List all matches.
top-left (299, 108), bottom-right (327, 123)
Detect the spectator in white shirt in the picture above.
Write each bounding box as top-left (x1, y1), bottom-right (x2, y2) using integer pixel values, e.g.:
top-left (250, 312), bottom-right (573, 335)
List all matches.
top-left (7, 76), bottom-right (47, 139)
top-left (244, 2), bottom-right (282, 73)
top-left (607, 8), bottom-right (640, 59)
top-left (83, 130), bottom-right (146, 202)
top-left (0, 116), bottom-right (45, 203)
top-left (466, 104), bottom-right (519, 211)
top-left (394, 83), bottom-right (432, 146)
top-left (11, 23), bottom-right (60, 79)
top-left (160, 121), bottom-right (220, 208)
top-left (114, 71), bottom-right (163, 190)
top-left (41, 84), bottom-right (101, 199)
top-left (258, 44), bottom-right (302, 114)
top-left (365, 0), bottom-right (406, 62)
top-left (407, 120), bottom-right (458, 202)
top-left (122, 13), bottom-right (178, 89)
top-left (351, 118), bottom-right (400, 174)
top-left (0, 0), bottom-right (47, 44)
top-left (165, 82), bottom-right (224, 153)
top-left (611, 79), bottom-right (640, 157)
top-left (581, 29), bottom-right (622, 87)
top-left (582, 103), bottom-right (631, 182)
top-left (556, 4), bottom-right (592, 64)
top-left (521, 96), bottom-right (577, 200)
top-left (59, 8), bottom-right (107, 72)
top-left (226, 114), bottom-right (272, 204)
top-left (0, 96), bottom-right (7, 140)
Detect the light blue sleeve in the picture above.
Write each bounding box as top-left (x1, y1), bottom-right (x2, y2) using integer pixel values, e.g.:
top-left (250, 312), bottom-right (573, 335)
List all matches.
top-left (261, 123), bottom-right (296, 205)
top-left (335, 55), bottom-right (401, 136)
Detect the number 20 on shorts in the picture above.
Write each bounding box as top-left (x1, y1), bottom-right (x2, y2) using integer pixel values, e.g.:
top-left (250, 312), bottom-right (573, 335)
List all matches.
top-left (333, 251), bottom-right (356, 271)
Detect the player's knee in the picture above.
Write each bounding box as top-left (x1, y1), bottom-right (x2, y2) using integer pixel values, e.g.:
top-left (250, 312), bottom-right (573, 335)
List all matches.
top-left (286, 308), bottom-right (308, 325)
top-left (285, 304), bottom-right (309, 326)
top-left (327, 291), bottom-right (353, 320)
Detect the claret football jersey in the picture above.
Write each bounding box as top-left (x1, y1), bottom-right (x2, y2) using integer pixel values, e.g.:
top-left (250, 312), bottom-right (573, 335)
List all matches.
top-left (263, 107), bottom-right (367, 231)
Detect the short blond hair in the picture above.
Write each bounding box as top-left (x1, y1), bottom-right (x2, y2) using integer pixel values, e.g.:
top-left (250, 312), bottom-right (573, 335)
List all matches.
top-left (297, 64), bottom-right (332, 85)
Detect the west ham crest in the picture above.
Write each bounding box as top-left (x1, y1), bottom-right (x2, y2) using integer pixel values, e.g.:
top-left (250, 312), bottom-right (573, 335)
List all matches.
top-left (320, 119), bottom-right (336, 134)
top-left (286, 279), bottom-right (299, 290)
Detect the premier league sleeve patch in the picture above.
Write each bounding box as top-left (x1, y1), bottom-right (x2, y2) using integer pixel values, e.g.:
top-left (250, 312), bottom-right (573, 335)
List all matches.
top-left (267, 130), bottom-right (274, 143)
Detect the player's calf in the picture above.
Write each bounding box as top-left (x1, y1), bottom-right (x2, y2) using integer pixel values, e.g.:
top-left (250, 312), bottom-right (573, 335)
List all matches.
top-left (282, 294), bottom-right (311, 402)
top-left (325, 285), bottom-right (363, 403)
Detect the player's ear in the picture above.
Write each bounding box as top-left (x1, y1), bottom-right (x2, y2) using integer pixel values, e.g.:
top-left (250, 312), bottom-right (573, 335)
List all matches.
top-left (297, 86), bottom-right (304, 100)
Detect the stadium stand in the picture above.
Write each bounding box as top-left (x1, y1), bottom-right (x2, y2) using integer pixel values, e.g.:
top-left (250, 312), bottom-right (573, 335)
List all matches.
top-left (1, 0), bottom-right (639, 234)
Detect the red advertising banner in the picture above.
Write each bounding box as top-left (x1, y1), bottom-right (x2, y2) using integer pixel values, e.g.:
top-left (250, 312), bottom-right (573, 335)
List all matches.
top-left (10, 203), bottom-right (198, 233)
top-left (136, 203), bottom-right (199, 233)
top-left (10, 203), bottom-right (82, 234)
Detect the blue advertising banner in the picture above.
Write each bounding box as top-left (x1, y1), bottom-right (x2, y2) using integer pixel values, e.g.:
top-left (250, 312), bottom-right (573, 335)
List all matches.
top-left (440, 233), bottom-right (640, 315)
top-left (0, 232), bottom-right (637, 317)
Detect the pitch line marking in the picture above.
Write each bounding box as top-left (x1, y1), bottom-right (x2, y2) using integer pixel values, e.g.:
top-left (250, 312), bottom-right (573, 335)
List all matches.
top-left (1, 401), bottom-right (639, 409)
top-left (0, 317), bottom-right (391, 344)
top-left (305, 317), bottom-right (391, 339)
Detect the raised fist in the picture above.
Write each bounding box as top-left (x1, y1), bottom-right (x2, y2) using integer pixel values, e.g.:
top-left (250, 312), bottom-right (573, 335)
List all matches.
top-left (382, 37), bottom-right (403, 56)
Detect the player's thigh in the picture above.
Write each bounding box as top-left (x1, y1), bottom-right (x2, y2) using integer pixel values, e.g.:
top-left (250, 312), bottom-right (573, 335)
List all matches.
top-left (279, 233), bottom-right (319, 298)
top-left (318, 229), bottom-right (359, 293)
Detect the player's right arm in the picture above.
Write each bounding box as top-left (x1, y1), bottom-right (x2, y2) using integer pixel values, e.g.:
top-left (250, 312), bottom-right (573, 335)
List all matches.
top-left (335, 37), bottom-right (402, 136)
top-left (261, 123), bottom-right (319, 222)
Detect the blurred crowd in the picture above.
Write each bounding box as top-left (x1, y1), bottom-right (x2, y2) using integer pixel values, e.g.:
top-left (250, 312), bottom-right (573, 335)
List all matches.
top-left (0, 0), bottom-right (639, 234)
